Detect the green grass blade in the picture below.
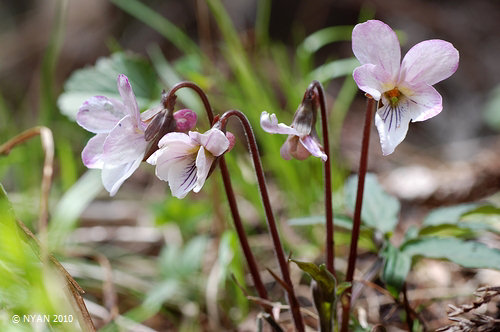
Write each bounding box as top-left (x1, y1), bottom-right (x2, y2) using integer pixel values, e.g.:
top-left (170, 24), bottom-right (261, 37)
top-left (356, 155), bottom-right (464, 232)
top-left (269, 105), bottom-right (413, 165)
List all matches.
top-left (39, 0), bottom-right (67, 124)
top-left (109, 0), bottom-right (201, 56)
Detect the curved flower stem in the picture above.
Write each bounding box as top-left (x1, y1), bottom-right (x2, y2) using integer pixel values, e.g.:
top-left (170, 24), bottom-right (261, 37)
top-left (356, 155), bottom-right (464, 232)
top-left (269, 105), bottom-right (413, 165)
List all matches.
top-left (309, 80), bottom-right (335, 276)
top-left (219, 110), bottom-right (305, 332)
top-left (159, 82), bottom-right (270, 306)
top-left (340, 96), bottom-right (375, 332)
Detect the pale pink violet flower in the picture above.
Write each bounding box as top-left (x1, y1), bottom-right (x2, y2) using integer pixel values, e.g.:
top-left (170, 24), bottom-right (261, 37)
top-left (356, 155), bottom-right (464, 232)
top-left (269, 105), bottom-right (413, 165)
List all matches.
top-left (147, 128), bottom-right (231, 199)
top-left (260, 112), bottom-right (327, 161)
top-left (77, 74), bottom-right (197, 196)
top-left (352, 20), bottom-right (459, 155)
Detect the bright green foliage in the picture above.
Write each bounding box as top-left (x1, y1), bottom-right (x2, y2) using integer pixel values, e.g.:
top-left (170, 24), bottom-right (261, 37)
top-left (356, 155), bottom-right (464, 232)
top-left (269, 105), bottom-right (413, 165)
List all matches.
top-left (0, 185), bottom-right (79, 331)
top-left (291, 260), bottom-right (347, 332)
top-left (380, 243), bottom-right (412, 296)
top-left (58, 53), bottom-right (161, 120)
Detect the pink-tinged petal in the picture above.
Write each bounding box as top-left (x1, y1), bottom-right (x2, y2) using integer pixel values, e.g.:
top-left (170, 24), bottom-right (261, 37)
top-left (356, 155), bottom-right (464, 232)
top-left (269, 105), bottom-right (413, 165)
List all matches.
top-left (352, 20), bottom-right (401, 81)
top-left (300, 135), bottom-right (327, 161)
top-left (77, 96), bottom-right (126, 133)
top-left (280, 135), bottom-right (310, 160)
top-left (117, 74), bottom-right (141, 125)
top-left (82, 134), bottom-right (107, 168)
top-left (399, 39), bottom-right (459, 86)
top-left (193, 146), bottom-right (215, 193)
top-left (260, 112), bottom-right (300, 135)
top-left (280, 137), bottom-right (293, 160)
top-left (167, 154), bottom-right (198, 199)
top-left (149, 140), bottom-right (198, 180)
top-left (157, 132), bottom-right (196, 149)
top-left (404, 84), bottom-right (443, 122)
top-left (102, 115), bottom-right (148, 166)
top-left (226, 132), bottom-right (236, 152)
top-left (374, 101), bottom-right (412, 155)
top-left (101, 158), bottom-right (142, 196)
top-left (353, 64), bottom-right (394, 101)
top-left (174, 109), bottom-right (197, 132)
top-left (140, 105), bottom-right (163, 122)
top-left (189, 128), bottom-right (229, 156)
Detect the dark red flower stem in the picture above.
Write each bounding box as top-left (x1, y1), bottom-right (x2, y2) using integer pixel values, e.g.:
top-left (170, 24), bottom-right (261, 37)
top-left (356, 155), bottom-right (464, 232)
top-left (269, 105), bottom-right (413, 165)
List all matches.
top-left (309, 80), bottom-right (335, 276)
top-left (161, 82), bottom-right (270, 306)
top-left (219, 110), bottom-right (305, 332)
top-left (340, 96), bottom-right (375, 332)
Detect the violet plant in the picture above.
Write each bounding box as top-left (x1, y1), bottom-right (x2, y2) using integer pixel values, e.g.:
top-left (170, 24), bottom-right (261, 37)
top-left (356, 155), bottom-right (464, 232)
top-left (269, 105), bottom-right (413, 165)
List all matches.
top-left (72, 18), bottom-right (466, 332)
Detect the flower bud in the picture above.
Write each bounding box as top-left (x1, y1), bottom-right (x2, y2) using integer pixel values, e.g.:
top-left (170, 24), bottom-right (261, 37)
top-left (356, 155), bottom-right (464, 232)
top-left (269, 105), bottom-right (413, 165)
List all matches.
top-left (174, 109), bottom-right (197, 132)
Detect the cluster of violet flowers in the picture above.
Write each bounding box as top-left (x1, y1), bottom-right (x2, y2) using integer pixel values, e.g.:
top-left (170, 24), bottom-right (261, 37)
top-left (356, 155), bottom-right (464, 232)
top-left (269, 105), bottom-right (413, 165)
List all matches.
top-left (77, 20), bottom-right (458, 332)
top-left (77, 74), bottom-right (233, 198)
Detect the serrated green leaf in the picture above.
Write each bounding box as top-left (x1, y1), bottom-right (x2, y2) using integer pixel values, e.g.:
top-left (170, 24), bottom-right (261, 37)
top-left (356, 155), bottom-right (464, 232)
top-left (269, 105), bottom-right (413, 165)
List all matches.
top-left (423, 203), bottom-right (479, 226)
top-left (345, 173), bottom-right (400, 234)
top-left (380, 244), bottom-right (411, 294)
top-left (58, 52), bottom-right (161, 120)
top-left (401, 237), bottom-right (500, 269)
top-left (288, 214), bottom-right (353, 229)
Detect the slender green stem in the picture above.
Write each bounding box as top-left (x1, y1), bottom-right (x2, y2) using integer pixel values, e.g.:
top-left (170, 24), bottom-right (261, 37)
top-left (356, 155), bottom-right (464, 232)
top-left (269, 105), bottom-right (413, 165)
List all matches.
top-left (340, 97), bottom-right (375, 332)
top-left (156, 82), bottom-right (270, 307)
top-left (309, 80), bottom-right (335, 276)
top-left (218, 110), bottom-right (305, 332)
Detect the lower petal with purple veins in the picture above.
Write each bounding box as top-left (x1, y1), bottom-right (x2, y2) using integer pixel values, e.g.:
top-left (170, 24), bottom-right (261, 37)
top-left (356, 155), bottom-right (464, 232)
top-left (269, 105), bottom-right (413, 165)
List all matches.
top-left (374, 101), bottom-right (412, 155)
top-left (167, 155), bottom-right (198, 199)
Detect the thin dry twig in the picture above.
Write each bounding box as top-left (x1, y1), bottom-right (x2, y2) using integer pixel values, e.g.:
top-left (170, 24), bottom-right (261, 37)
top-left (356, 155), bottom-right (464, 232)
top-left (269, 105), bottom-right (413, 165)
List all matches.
top-left (93, 254), bottom-right (119, 324)
top-left (0, 126), bottom-right (54, 241)
top-left (16, 219), bottom-right (95, 331)
top-left (437, 286), bottom-right (500, 332)
top-left (1, 127), bottom-right (95, 331)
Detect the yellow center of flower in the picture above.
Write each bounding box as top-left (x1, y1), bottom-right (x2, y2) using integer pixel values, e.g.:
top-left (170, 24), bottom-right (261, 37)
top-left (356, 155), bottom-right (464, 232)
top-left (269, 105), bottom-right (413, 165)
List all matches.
top-left (384, 87), bottom-right (402, 107)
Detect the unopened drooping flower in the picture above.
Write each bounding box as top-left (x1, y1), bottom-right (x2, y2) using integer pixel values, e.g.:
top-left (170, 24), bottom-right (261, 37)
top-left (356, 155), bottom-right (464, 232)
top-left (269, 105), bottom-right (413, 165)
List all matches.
top-left (260, 89), bottom-right (327, 161)
top-left (147, 128), bottom-right (232, 199)
top-left (77, 74), bottom-right (197, 195)
top-left (352, 20), bottom-right (459, 155)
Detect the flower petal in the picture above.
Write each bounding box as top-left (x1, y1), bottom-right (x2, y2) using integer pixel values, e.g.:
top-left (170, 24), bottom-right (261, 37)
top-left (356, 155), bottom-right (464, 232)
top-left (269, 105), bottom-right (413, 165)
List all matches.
top-left (353, 64), bottom-right (394, 101)
top-left (280, 135), bottom-right (310, 160)
top-left (77, 96), bottom-right (126, 133)
top-left (300, 135), bottom-right (327, 161)
top-left (157, 132), bottom-right (196, 149)
top-left (167, 154), bottom-right (198, 199)
top-left (149, 137), bottom-right (198, 183)
top-left (189, 128), bottom-right (229, 156)
top-left (260, 112), bottom-right (300, 135)
top-left (404, 83), bottom-right (443, 122)
top-left (280, 137), bottom-right (293, 160)
top-left (102, 115), bottom-right (148, 166)
top-left (193, 146), bottom-right (215, 193)
top-left (374, 101), bottom-right (412, 155)
top-left (140, 104), bottom-right (163, 122)
top-left (82, 134), bottom-right (107, 168)
top-left (352, 20), bottom-right (401, 81)
top-left (399, 39), bottom-right (459, 86)
top-left (101, 157), bottom-right (142, 196)
top-left (117, 74), bottom-right (141, 126)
